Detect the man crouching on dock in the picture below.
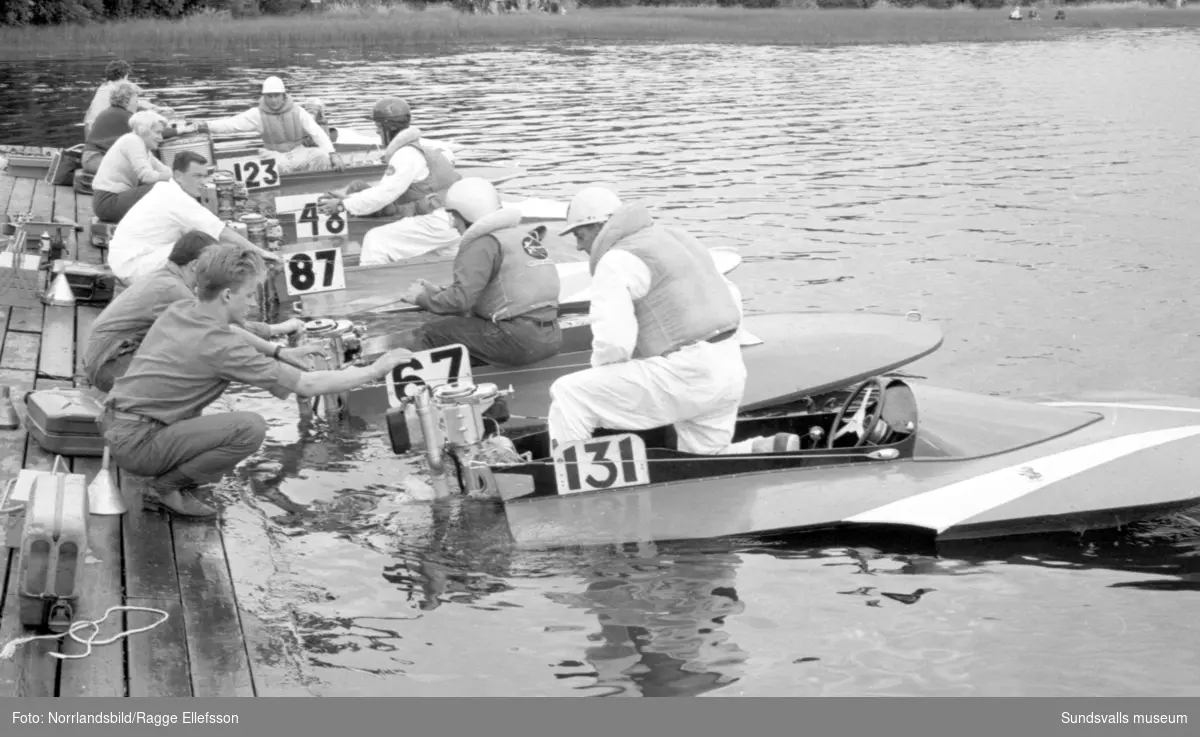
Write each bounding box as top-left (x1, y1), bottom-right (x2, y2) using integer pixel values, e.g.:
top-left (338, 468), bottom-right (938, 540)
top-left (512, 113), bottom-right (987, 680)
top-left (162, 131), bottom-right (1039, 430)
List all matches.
top-left (99, 243), bottom-right (417, 518)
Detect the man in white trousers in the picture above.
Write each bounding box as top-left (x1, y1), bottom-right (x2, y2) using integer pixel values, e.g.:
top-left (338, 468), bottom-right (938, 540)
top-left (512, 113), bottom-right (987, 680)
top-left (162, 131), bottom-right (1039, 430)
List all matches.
top-left (195, 76), bottom-right (344, 175)
top-left (316, 96), bottom-right (462, 266)
top-left (547, 186), bottom-right (801, 456)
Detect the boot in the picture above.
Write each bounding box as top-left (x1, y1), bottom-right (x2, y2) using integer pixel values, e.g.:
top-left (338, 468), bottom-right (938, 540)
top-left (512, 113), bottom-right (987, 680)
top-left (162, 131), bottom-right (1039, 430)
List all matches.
top-left (751, 432), bottom-right (800, 454)
top-left (144, 470), bottom-right (217, 518)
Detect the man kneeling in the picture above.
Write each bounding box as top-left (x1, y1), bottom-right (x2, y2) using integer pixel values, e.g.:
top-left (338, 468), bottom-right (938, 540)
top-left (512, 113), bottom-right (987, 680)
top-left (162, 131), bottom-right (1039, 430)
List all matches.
top-left (396, 177), bottom-right (562, 368)
top-left (546, 186), bottom-right (799, 455)
top-left (99, 243), bottom-right (416, 517)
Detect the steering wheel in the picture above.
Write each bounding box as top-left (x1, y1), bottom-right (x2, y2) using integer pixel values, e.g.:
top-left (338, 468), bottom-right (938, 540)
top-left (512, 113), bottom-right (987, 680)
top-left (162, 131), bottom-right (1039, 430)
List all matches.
top-left (826, 378), bottom-right (888, 449)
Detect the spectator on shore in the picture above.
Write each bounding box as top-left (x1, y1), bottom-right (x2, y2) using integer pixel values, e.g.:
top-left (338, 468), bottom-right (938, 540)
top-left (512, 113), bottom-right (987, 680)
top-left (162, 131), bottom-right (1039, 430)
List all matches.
top-left (91, 110), bottom-right (176, 223)
top-left (106, 150), bottom-right (280, 285)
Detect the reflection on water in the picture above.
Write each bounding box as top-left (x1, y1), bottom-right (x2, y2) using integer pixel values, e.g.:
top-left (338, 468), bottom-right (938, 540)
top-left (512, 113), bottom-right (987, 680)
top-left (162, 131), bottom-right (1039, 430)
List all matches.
top-left (6, 30), bottom-right (1200, 696)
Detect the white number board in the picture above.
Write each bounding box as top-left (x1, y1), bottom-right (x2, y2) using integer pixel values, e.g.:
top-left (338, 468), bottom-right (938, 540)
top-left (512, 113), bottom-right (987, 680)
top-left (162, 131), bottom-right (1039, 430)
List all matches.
top-left (294, 202), bottom-right (349, 238)
top-left (223, 154), bottom-right (280, 191)
top-left (553, 433), bottom-right (651, 496)
top-left (283, 247), bottom-right (346, 296)
top-left (385, 344), bottom-right (474, 405)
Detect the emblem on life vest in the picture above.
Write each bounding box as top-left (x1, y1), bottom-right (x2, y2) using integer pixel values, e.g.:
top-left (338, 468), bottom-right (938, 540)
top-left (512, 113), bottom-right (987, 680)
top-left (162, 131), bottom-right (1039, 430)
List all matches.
top-left (522, 225), bottom-right (549, 260)
top-left (385, 166), bottom-right (396, 177)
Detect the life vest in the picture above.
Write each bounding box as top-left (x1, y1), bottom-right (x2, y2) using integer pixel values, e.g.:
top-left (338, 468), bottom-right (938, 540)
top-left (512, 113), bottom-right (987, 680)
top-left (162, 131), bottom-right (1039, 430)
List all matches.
top-left (589, 204), bottom-right (741, 359)
top-left (258, 95), bottom-right (306, 153)
top-left (457, 207), bottom-right (560, 321)
top-left (382, 127), bottom-right (462, 216)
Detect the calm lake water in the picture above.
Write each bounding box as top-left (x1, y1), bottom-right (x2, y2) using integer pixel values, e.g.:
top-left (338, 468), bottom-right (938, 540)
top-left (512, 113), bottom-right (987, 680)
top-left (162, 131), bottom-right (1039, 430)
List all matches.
top-left (4, 29), bottom-right (1200, 696)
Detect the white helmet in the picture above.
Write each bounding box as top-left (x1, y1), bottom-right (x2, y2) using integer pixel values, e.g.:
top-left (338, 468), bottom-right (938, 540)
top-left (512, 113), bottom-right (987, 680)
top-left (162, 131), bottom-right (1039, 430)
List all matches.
top-left (559, 186), bottom-right (622, 236)
top-left (262, 76), bottom-right (287, 94)
top-left (444, 177), bottom-right (503, 224)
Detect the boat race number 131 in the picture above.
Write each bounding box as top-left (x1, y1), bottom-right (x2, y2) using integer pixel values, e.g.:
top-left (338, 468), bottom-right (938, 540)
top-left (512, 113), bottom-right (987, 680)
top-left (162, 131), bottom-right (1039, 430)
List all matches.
top-left (283, 247), bottom-right (345, 296)
top-left (225, 154), bottom-right (280, 190)
top-left (553, 433), bottom-right (650, 496)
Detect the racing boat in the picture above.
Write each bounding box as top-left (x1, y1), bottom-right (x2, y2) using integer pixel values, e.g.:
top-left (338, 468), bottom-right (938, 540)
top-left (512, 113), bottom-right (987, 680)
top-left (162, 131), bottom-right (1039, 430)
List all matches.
top-left (377, 311), bottom-right (1200, 550)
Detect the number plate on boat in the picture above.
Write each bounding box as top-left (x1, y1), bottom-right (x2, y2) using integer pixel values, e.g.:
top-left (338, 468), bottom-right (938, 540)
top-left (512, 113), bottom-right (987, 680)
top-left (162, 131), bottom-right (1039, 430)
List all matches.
top-left (223, 154), bottom-right (280, 191)
top-left (283, 247), bottom-right (345, 296)
top-left (553, 433), bottom-right (650, 496)
top-left (385, 344), bottom-right (473, 404)
top-left (294, 202), bottom-right (349, 238)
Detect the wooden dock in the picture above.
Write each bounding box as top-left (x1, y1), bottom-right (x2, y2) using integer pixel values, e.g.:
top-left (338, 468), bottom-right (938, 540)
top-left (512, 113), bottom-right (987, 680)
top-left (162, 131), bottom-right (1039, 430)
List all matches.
top-left (0, 146), bottom-right (301, 698)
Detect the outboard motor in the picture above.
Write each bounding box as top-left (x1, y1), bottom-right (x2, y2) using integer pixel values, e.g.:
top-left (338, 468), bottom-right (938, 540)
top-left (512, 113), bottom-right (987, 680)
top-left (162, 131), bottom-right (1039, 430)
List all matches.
top-left (386, 381), bottom-right (517, 500)
top-left (292, 318), bottom-right (368, 422)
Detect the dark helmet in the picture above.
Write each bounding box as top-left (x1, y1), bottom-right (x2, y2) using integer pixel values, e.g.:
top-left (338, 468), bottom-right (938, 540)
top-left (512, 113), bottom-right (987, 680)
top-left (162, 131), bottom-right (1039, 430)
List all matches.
top-left (372, 97), bottom-right (411, 125)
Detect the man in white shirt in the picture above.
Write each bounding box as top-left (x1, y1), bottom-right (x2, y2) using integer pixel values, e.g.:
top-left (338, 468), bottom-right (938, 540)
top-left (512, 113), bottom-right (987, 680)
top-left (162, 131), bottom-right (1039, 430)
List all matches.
top-left (546, 186), bottom-right (800, 456)
top-left (315, 96), bottom-right (462, 265)
top-left (106, 150), bottom-right (280, 285)
top-left (195, 76), bottom-right (344, 175)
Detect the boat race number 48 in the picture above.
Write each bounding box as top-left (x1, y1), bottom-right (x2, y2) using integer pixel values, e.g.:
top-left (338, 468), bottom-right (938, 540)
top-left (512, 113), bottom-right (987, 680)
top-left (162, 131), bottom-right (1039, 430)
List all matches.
top-left (283, 247), bottom-right (346, 297)
top-left (295, 202), bottom-right (347, 237)
top-left (553, 433), bottom-right (650, 496)
top-left (225, 154), bottom-right (280, 191)
top-left (385, 344), bottom-right (474, 403)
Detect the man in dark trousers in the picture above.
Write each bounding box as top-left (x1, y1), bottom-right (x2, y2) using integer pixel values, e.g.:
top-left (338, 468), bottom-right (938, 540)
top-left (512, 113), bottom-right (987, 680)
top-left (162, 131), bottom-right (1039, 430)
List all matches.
top-left (83, 229), bottom-right (315, 393)
top-left (100, 243), bottom-right (417, 517)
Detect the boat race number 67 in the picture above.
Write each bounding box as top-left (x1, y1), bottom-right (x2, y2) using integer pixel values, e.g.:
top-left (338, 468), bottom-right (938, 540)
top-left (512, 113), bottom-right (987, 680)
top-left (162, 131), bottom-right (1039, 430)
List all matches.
top-left (385, 344), bottom-right (474, 403)
top-left (553, 433), bottom-right (650, 496)
top-left (225, 154), bottom-right (280, 191)
top-left (283, 247), bottom-right (345, 297)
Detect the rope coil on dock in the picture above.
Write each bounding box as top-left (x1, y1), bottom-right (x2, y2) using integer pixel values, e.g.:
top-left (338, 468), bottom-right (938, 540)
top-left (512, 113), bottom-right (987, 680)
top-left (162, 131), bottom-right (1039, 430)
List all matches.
top-left (0, 605), bottom-right (169, 661)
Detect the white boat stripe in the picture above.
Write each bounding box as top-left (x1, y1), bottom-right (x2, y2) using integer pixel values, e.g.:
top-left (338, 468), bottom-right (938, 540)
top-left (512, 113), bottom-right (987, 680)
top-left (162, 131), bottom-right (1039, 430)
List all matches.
top-left (843, 426), bottom-right (1200, 533)
top-left (1040, 401), bottom-right (1200, 413)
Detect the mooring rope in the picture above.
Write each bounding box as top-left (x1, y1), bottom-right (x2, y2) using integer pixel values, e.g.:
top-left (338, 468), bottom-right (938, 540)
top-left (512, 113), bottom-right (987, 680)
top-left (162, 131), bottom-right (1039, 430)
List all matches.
top-left (0, 605), bottom-right (169, 661)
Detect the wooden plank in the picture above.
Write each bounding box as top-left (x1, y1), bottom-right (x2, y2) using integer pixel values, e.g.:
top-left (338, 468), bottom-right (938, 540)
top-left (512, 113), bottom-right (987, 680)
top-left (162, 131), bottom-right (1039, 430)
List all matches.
top-left (75, 192), bottom-right (104, 267)
top-left (126, 596), bottom-right (192, 697)
top-left (172, 518), bottom-right (255, 697)
top-left (222, 504), bottom-right (314, 695)
top-left (57, 454), bottom-right (126, 697)
top-left (0, 328), bottom-right (40, 549)
top-left (120, 472), bottom-right (178, 600)
top-left (30, 180), bottom-right (54, 221)
top-left (5, 177), bottom-right (44, 334)
top-left (52, 185), bottom-right (79, 262)
top-left (0, 171), bottom-right (16, 213)
top-left (37, 305), bottom-right (75, 381)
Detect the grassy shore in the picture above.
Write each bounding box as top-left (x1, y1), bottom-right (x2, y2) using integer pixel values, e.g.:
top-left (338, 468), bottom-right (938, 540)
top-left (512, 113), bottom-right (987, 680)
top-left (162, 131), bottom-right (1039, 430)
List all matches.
top-left (2, 3), bottom-right (1199, 60)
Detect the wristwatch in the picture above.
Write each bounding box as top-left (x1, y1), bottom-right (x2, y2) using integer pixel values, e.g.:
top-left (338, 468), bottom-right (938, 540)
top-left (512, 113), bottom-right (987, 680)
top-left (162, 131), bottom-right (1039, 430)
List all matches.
top-left (272, 344), bottom-right (282, 359)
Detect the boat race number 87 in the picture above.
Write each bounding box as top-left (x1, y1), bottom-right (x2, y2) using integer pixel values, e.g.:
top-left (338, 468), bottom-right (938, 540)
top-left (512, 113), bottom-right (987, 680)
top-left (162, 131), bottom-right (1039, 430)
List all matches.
top-left (225, 154), bottom-right (280, 191)
top-left (385, 344), bottom-right (474, 403)
top-left (553, 433), bottom-right (650, 496)
top-left (295, 202), bottom-right (347, 238)
top-left (283, 247), bottom-right (346, 297)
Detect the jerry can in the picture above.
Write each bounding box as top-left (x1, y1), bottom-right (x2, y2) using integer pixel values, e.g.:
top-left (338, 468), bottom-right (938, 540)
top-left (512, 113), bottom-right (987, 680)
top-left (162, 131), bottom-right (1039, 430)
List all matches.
top-left (14, 456), bottom-right (90, 634)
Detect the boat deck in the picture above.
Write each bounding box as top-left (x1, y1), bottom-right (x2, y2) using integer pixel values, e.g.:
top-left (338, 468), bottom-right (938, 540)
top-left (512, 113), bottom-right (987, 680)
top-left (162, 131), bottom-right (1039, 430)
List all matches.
top-left (1, 146), bottom-right (275, 698)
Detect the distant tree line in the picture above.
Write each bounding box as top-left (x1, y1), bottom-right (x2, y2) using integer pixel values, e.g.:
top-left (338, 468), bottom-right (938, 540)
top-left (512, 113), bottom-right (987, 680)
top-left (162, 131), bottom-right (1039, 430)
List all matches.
top-left (1, 0), bottom-right (1097, 27)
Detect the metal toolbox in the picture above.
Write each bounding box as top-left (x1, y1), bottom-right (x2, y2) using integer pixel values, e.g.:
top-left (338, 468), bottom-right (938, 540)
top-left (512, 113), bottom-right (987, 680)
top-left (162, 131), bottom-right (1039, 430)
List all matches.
top-left (23, 388), bottom-right (106, 457)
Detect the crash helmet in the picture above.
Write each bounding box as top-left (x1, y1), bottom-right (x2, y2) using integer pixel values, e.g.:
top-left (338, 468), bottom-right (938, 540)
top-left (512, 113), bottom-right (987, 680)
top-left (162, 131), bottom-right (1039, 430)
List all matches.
top-left (559, 186), bottom-right (622, 237)
top-left (444, 178), bottom-right (503, 225)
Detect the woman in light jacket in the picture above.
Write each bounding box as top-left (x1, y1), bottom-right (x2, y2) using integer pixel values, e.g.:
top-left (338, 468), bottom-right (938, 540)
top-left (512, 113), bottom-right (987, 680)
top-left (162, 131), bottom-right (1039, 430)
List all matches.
top-left (91, 110), bottom-right (175, 223)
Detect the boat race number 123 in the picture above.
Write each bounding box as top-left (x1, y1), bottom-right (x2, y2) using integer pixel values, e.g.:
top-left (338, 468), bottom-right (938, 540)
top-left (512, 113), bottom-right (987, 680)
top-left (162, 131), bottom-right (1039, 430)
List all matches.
top-left (225, 154), bottom-right (280, 190)
top-left (385, 344), bottom-right (474, 402)
top-left (553, 433), bottom-right (650, 496)
top-left (283, 247), bottom-right (345, 296)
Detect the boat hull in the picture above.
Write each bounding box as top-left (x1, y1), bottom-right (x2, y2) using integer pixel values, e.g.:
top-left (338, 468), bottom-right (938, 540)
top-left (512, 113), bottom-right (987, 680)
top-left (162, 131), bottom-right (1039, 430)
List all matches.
top-left (343, 311), bottom-right (946, 430)
top-left (499, 389), bottom-right (1200, 549)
